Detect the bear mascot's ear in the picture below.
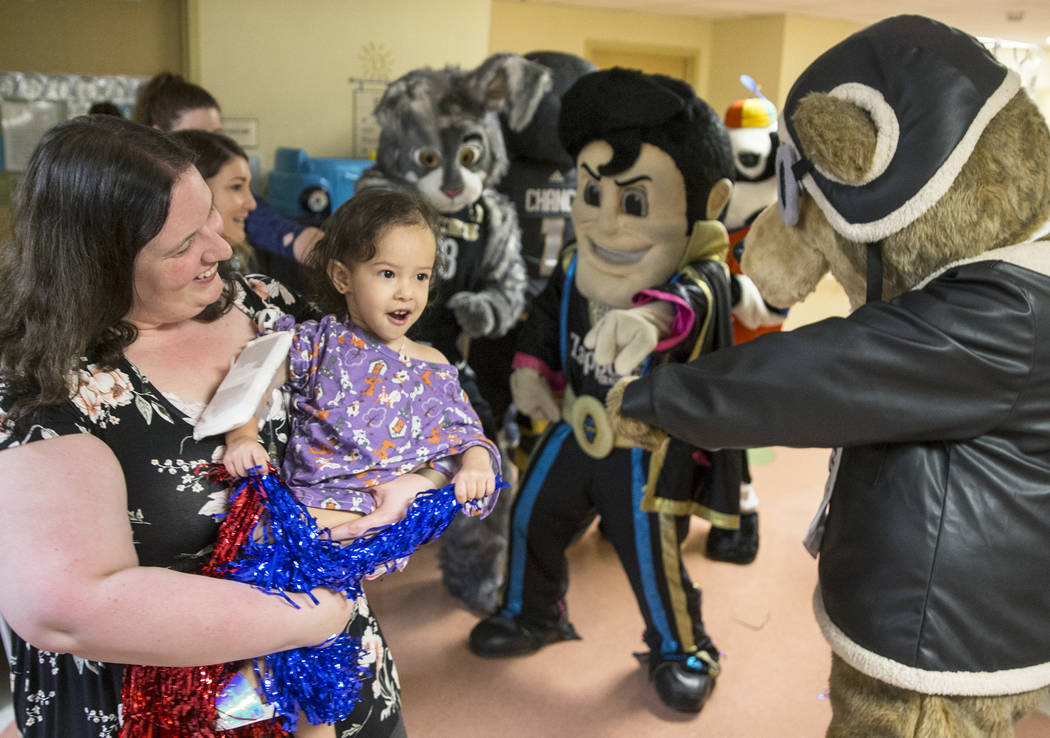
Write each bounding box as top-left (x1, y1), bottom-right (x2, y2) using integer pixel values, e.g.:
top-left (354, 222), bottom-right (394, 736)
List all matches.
top-left (793, 93), bottom-right (879, 186)
top-left (742, 92), bottom-right (883, 310)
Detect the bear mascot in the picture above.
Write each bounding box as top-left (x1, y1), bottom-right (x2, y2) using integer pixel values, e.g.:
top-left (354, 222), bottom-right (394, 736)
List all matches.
top-left (609, 15), bottom-right (1050, 736)
top-left (469, 68), bottom-right (741, 715)
top-left (355, 53), bottom-right (551, 612)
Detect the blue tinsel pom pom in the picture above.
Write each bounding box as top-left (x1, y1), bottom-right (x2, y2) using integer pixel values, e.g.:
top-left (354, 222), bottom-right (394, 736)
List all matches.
top-left (214, 471), bottom-right (504, 726)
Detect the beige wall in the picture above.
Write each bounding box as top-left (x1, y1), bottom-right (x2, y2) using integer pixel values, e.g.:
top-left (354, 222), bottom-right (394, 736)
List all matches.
top-left (6, 1), bottom-right (1036, 177)
top-left (779, 15), bottom-right (863, 105)
top-left (489, 0), bottom-right (713, 94)
top-left (706, 15), bottom-right (787, 117)
top-left (0, 0), bottom-right (183, 75)
top-left (188, 0), bottom-right (492, 171)
top-left (993, 44), bottom-right (1050, 122)
top-left (486, 3), bottom-right (859, 126)
top-left (707, 15), bottom-right (860, 118)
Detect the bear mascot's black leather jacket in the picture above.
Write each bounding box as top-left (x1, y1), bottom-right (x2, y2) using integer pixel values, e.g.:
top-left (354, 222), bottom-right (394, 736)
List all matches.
top-left (622, 246), bottom-right (1050, 696)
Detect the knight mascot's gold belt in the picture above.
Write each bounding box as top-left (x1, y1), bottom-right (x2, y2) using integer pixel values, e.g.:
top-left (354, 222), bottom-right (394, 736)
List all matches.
top-left (562, 386), bottom-right (639, 459)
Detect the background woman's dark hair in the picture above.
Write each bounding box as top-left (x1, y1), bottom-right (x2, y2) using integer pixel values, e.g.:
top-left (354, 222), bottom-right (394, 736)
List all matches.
top-left (169, 129), bottom-right (248, 179)
top-left (303, 188), bottom-right (442, 319)
top-left (88, 101), bottom-right (124, 117)
top-left (132, 72), bottom-right (220, 132)
top-left (0, 115), bottom-right (230, 425)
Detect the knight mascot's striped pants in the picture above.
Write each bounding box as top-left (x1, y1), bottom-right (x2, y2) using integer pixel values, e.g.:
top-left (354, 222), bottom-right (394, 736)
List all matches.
top-left (500, 421), bottom-right (713, 658)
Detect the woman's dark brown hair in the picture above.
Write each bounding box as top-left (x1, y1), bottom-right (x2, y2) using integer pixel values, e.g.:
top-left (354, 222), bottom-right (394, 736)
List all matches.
top-left (0, 115), bottom-right (231, 425)
top-left (169, 129), bottom-right (248, 180)
top-left (169, 129), bottom-right (256, 269)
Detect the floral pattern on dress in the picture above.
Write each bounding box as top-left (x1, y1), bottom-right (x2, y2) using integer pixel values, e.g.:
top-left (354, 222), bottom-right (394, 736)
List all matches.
top-left (67, 365), bottom-right (135, 427)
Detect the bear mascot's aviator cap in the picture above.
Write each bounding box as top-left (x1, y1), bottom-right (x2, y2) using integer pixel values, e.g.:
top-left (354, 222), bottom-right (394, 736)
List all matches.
top-left (775, 14), bottom-right (1021, 242)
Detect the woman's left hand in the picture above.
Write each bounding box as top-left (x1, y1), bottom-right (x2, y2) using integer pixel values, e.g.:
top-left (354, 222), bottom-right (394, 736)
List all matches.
top-left (325, 473), bottom-right (431, 541)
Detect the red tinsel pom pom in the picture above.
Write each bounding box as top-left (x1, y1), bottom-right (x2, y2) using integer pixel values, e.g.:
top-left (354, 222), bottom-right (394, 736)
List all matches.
top-left (119, 466), bottom-right (287, 737)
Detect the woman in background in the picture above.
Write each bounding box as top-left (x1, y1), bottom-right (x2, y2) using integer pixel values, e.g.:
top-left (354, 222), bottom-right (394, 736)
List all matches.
top-left (134, 72), bottom-right (323, 267)
top-left (172, 129), bottom-right (258, 273)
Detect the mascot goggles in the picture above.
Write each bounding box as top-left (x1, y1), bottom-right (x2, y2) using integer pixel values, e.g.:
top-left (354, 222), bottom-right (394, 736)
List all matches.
top-left (776, 138), bottom-right (884, 303)
top-left (774, 141), bottom-right (813, 226)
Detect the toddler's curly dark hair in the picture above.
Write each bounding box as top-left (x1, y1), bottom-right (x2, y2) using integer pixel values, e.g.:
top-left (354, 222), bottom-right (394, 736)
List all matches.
top-left (304, 188), bottom-right (443, 319)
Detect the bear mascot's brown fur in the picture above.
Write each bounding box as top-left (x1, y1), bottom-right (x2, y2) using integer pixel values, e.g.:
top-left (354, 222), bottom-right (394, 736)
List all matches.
top-left (609, 14), bottom-right (1050, 737)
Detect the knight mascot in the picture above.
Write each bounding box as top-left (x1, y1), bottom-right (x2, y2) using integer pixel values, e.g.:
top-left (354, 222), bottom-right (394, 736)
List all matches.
top-left (469, 68), bottom-right (741, 715)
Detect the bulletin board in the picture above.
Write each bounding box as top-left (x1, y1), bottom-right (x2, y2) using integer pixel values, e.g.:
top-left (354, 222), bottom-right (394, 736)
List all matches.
top-left (350, 77), bottom-right (388, 160)
top-left (0, 71), bottom-right (145, 175)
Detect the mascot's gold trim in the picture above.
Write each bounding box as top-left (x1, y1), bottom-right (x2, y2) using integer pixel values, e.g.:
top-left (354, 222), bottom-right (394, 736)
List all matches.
top-left (640, 223), bottom-right (738, 527)
top-left (677, 220), bottom-right (729, 365)
top-left (661, 512), bottom-right (699, 653)
top-left (438, 203), bottom-right (484, 242)
top-left (681, 219), bottom-right (732, 267)
top-left (642, 466), bottom-right (742, 529)
top-left (562, 386), bottom-right (639, 459)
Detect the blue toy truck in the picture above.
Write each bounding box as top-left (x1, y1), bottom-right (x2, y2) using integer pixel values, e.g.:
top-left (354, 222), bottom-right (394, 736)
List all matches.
top-left (266, 147), bottom-right (371, 220)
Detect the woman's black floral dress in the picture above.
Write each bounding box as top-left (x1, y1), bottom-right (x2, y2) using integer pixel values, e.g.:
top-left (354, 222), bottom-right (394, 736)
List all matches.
top-left (0, 276), bottom-right (402, 737)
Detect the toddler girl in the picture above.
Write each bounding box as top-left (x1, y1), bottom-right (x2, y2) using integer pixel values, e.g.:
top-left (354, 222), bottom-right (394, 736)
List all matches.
top-left (221, 187), bottom-right (500, 735)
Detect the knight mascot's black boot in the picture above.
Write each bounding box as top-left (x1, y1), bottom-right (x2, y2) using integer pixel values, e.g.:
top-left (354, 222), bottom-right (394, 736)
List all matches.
top-left (705, 512), bottom-right (759, 564)
top-left (644, 586), bottom-right (720, 712)
top-left (649, 649), bottom-right (719, 712)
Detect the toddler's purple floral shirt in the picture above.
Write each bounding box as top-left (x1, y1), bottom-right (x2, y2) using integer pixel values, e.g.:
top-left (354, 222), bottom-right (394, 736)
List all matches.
top-left (276, 314), bottom-right (499, 514)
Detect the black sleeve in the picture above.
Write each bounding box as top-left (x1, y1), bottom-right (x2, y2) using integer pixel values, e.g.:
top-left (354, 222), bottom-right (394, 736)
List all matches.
top-left (515, 252), bottom-right (568, 373)
top-left (621, 264), bottom-right (1035, 449)
top-left (648, 259), bottom-right (733, 365)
